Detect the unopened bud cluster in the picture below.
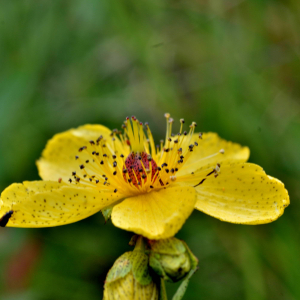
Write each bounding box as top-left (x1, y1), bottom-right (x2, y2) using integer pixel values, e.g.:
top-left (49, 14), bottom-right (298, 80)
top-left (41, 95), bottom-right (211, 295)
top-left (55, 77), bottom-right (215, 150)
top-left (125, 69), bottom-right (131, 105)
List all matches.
top-left (103, 237), bottom-right (198, 300)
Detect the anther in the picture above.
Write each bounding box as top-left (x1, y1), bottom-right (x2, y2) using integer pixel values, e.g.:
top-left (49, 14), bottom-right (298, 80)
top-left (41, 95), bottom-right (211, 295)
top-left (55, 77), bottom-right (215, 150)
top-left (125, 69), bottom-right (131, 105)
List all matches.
top-left (199, 133), bottom-right (203, 139)
top-left (165, 169), bottom-right (169, 173)
top-left (89, 140), bottom-right (95, 145)
top-left (113, 171), bottom-right (117, 175)
top-left (194, 142), bottom-right (198, 146)
top-left (183, 131), bottom-right (187, 135)
top-left (180, 118), bottom-right (185, 124)
top-left (86, 160), bottom-right (89, 163)
top-left (114, 189), bottom-right (117, 193)
top-left (103, 154), bottom-right (107, 157)
top-left (123, 169), bottom-right (128, 173)
top-left (76, 178), bottom-right (80, 182)
top-left (75, 156), bottom-right (79, 160)
top-left (170, 176), bottom-right (176, 181)
top-left (113, 161), bottom-right (117, 167)
top-left (147, 154), bottom-right (152, 161)
top-left (96, 180), bottom-right (99, 184)
top-left (164, 113), bottom-right (170, 118)
top-left (80, 164), bottom-right (84, 169)
top-left (219, 149), bottom-right (225, 154)
top-left (69, 179), bottom-right (72, 183)
top-left (72, 171), bottom-right (76, 176)
top-left (100, 160), bottom-right (104, 165)
top-left (112, 155), bottom-right (117, 159)
top-left (120, 154), bottom-right (124, 158)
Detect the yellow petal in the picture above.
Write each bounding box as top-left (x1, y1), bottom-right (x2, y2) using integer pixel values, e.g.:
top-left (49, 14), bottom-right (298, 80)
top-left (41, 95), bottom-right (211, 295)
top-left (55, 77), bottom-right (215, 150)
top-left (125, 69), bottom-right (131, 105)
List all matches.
top-left (177, 132), bottom-right (250, 176)
top-left (194, 163), bottom-right (289, 224)
top-left (0, 181), bottom-right (123, 227)
top-left (37, 124), bottom-right (125, 182)
top-left (111, 186), bottom-right (196, 240)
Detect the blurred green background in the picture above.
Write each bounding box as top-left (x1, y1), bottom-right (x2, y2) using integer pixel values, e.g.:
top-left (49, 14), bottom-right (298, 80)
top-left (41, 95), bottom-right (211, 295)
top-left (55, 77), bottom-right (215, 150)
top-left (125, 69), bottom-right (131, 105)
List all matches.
top-left (0, 0), bottom-right (299, 299)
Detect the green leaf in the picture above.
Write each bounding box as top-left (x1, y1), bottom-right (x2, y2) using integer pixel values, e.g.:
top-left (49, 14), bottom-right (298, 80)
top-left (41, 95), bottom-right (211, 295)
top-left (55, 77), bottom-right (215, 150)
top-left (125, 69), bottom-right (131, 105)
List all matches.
top-left (101, 206), bottom-right (113, 222)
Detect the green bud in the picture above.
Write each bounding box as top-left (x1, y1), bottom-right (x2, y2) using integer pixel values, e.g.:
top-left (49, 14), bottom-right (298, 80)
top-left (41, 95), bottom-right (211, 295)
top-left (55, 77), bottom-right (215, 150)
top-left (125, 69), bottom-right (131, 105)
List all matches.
top-left (103, 250), bottom-right (159, 300)
top-left (148, 237), bottom-right (198, 283)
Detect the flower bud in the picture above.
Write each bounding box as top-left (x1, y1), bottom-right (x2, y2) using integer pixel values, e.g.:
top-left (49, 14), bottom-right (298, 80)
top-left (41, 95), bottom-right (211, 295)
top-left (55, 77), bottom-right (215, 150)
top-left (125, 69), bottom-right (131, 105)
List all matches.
top-left (103, 251), bottom-right (159, 300)
top-left (148, 237), bottom-right (198, 283)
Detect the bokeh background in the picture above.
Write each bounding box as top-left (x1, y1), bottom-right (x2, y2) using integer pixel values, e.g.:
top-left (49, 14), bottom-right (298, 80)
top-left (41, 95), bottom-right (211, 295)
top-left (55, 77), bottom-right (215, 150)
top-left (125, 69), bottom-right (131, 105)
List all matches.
top-left (0, 0), bottom-right (299, 299)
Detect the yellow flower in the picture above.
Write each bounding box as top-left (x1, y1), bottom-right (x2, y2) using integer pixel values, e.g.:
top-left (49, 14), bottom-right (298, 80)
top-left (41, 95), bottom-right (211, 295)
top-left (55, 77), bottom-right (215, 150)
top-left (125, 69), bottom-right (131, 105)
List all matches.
top-left (0, 114), bottom-right (289, 239)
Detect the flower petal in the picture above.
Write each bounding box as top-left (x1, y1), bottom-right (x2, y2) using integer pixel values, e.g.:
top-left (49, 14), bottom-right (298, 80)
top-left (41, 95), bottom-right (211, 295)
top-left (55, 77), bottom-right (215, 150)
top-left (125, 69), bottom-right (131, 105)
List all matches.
top-left (0, 181), bottom-right (123, 227)
top-left (194, 163), bottom-right (289, 224)
top-left (111, 186), bottom-right (196, 240)
top-left (37, 124), bottom-right (125, 182)
top-left (177, 133), bottom-right (250, 176)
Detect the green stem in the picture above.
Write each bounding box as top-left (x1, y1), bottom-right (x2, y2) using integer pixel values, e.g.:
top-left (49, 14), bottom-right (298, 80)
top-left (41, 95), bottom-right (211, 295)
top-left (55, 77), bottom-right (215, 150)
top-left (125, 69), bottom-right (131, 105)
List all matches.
top-left (160, 278), bottom-right (168, 300)
top-left (133, 235), bottom-right (146, 252)
top-left (172, 266), bottom-right (198, 300)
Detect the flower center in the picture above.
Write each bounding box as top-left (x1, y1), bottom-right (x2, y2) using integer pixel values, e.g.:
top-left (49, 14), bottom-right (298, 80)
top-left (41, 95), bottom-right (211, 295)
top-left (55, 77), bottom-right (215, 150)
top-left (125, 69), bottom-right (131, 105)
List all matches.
top-left (67, 114), bottom-right (224, 195)
top-left (123, 152), bottom-right (159, 188)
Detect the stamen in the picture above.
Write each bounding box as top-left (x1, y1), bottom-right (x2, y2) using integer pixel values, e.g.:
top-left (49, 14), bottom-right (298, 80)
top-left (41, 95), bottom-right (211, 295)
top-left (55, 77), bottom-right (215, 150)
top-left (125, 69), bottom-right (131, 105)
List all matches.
top-left (68, 114), bottom-right (226, 195)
